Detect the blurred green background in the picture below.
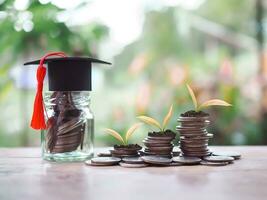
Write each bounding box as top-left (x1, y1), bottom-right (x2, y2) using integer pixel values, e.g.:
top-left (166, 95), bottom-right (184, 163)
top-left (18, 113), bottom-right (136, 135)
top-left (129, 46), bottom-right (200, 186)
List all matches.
top-left (0, 0), bottom-right (266, 147)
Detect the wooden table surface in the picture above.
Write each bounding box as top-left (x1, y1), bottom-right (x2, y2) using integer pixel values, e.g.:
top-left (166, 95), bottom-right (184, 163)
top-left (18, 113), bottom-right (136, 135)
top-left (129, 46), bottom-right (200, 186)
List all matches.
top-left (0, 146), bottom-right (267, 200)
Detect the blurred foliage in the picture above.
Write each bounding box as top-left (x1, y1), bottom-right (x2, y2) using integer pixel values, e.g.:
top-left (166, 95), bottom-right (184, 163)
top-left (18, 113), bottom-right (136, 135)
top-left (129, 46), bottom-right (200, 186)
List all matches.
top-left (197, 0), bottom-right (255, 35)
top-left (103, 1), bottom-right (266, 146)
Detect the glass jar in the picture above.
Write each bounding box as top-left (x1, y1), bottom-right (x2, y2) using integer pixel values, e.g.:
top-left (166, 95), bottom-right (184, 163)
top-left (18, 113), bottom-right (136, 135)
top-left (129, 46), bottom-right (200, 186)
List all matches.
top-left (41, 91), bottom-right (94, 162)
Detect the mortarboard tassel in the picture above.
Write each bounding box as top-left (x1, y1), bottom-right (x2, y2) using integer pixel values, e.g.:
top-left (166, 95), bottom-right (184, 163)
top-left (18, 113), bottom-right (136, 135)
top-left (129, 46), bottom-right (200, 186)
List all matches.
top-left (31, 52), bottom-right (66, 130)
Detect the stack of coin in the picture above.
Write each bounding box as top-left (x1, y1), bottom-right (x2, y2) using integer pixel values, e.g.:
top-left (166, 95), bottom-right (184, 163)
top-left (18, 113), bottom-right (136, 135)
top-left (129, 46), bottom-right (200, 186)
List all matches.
top-left (46, 92), bottom-right (86, 153)
top-left (142, 130), bottom-right (176, 157)
top-left (110, 144), bottom-right (142, 158)
top-left (177, 116), bottom-right (212, 157)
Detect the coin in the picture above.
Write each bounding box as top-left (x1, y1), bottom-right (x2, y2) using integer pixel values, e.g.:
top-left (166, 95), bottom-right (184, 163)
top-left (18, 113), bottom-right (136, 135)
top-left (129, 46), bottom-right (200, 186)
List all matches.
top-left (143, 139), bottom-right (171, 144)
top-left (179, 142), bottom-right (208, 148)
top-left (181, 149), bottom-right (210, 154)
top-left (114, 144), bottom-right (142, 151)
top-left (212, 151), bottom-right (241, 159)
top-left (180, 133), bottom-right (213, 140)
top-left (110, 149), bottom-right (138, 155)
top-left (180, 152), bottom-right (211, 157)
top-left (176, 126), bottom-right (206, 131)
top-left (141, 156), bottom-right (172, 165)
top-left (85, 160), bottom-right (116, 167)
top-left (52, 143), bottom-right (79, 153)
top-left (139, 151), bottom-right (172, 158)
top-left (110, 149), bottom-right (139, 158)
top-left (57, 131), bottom-right (80, 139)
top-left (144, 142), bottom-right (173, 147)
top-left (200, 161), bottom-right (229, 166)
top-left (97, 152), bottom-right (112, 157)
top-left (179, 121), bottom-right (210, 126)
top-left (164, 162), bottom-right (183, 167)
top-left (111, 153), bottom-right (138, 158)
top-left (144, 150), bottom-right (172, 156)
top-left (91, 157), bottom-right (121, 165)
top-left (180, 139), bottom-right (209, 143)
top-left (122, 157), bottom-right (144, 164)
top-left (54, 134), bottom-right (82, 145)
top-left (178, 116), bottom-right (209, 121)
top-left (203, 156), bottom-right (234, 162)
top-left (179, 132), bottom-right (208, 137)
top-left (148, 146), bottom-right (173, 151)
top-left (172, 156), bottom-right (201, 164)
top-left (146, 137), bottom-right (174, 142)
top-left (119, 162), bottom-right (148, 168)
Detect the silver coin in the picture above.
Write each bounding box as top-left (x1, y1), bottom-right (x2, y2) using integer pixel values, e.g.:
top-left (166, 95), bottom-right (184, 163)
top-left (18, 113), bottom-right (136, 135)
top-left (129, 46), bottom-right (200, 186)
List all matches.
top-left (57, 131), bottom-right (81, 139)
top-left (143, 139), bottom-right (171, 144)
top-left (200, 161), bottom-right (229, 166)
top-left (91, 157), bottom-right (121, 165)
top-left (122, 157), bottom-right (144, 164)
top-left (181, 152), bottom-right (211, 157)
top-left (179, 121), bottom-right (210, 126)
top-left (178, 116), bottom-right (209, 121)
top-left (141, 156), bottom-right (172, 165)
top-left (85, 160), bottom-right (115, 166)
top-left (97, 152), bottom-right (112, 157)
top-left (119, 162), bottom-right (148, 168)
top-left (176, 126), bottom-right (206, 131)
top-left (58, 119), bottom-right (85, 135)
top-left (212, 151), bottom-right (241, 159)
top-left (179, 132), bottom-right (208, 137)
top-left (203, 156), bottom-right (234, 162)
top-left (180, 135), bottom-right (213, 141)
top-left (147, 146), bottom-right (174, 151)
top-left (172, 156), bottom-right (201, 164)
top-left (162, 162), bottom-right (183, 167)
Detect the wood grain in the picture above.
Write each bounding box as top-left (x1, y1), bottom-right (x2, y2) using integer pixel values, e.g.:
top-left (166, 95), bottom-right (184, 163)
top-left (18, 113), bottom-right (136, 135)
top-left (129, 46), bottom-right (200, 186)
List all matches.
top-left (0, 146), bottom-right (267, 200)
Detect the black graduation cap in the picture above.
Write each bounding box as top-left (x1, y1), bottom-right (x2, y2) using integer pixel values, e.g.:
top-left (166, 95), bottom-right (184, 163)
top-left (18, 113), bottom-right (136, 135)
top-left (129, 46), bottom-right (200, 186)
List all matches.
top-left (24, 57), bottom-right (111, 91)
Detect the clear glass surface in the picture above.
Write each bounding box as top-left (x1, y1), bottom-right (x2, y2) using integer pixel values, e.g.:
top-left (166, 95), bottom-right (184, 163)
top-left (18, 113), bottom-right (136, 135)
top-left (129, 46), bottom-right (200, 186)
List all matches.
top-left (41, 91), bottom-right (94, 162)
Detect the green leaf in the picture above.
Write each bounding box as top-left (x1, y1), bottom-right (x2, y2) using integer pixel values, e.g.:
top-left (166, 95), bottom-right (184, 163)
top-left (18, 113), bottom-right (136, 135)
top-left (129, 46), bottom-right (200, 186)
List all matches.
top-left (162, 104), bottom-right (173, 131)
top-left (104, 128), bottom-right (125, 145)
top-left (186, 84), bottom-right (198, 111)
top-left (137, 116), bottom-right (162, 131)
top-left (125, 123), bottom-right (142, 144)
top-left (198, 99), bottom-right (232, 110)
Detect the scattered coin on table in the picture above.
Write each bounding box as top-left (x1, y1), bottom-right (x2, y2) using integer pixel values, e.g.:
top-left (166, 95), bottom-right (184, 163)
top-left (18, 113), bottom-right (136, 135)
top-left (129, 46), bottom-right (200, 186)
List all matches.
top-left (162, 162), bottom-right (183, 167)
top-left (85, 160), bottom-right (116, 166)
top-left (212, 151), bottom-right (241, 159)
top-left (203, 156), bottom-right (234, 163)
top-left (172, 156), bottom-right (201, 164)
top-left (91, 157), bottom-right (121, 165)
top-left (200, 161), bottom-right (229, 166)
top-left (119, 162), bottom-right (148, 168)
top-left (141, 156), bottom-right (172, 165)
top-left (122, 157), bottom-right (144, 164)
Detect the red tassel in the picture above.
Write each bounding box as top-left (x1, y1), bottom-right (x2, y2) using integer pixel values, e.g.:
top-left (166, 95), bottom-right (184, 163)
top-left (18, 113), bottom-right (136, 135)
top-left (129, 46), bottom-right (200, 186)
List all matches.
top-left (31, 52), bottom-right (66, 130)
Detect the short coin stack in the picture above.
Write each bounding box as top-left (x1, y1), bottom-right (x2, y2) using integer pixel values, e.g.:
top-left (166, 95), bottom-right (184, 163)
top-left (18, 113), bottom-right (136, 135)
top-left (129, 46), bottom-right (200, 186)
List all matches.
top-left (142, 130), bottom-right (176, 158)
top-left (110, 144), bottom-right (142, 158)
top-left (177, 116), bottom-right (213, 157)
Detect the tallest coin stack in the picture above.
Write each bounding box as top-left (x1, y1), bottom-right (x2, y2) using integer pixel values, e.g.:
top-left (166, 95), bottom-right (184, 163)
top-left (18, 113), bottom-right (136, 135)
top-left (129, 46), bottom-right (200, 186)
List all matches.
top-left (176, 115), bottom-right (213, 157)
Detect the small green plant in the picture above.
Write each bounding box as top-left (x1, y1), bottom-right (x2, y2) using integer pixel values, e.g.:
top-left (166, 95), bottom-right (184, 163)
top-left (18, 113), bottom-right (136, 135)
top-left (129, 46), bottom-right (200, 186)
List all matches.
top-left (137, 104), bottom-right (173, 132)
top-left (104, 123), bottom-right (142, 145)
top-left (186, 84), bottom-right (232, 112)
